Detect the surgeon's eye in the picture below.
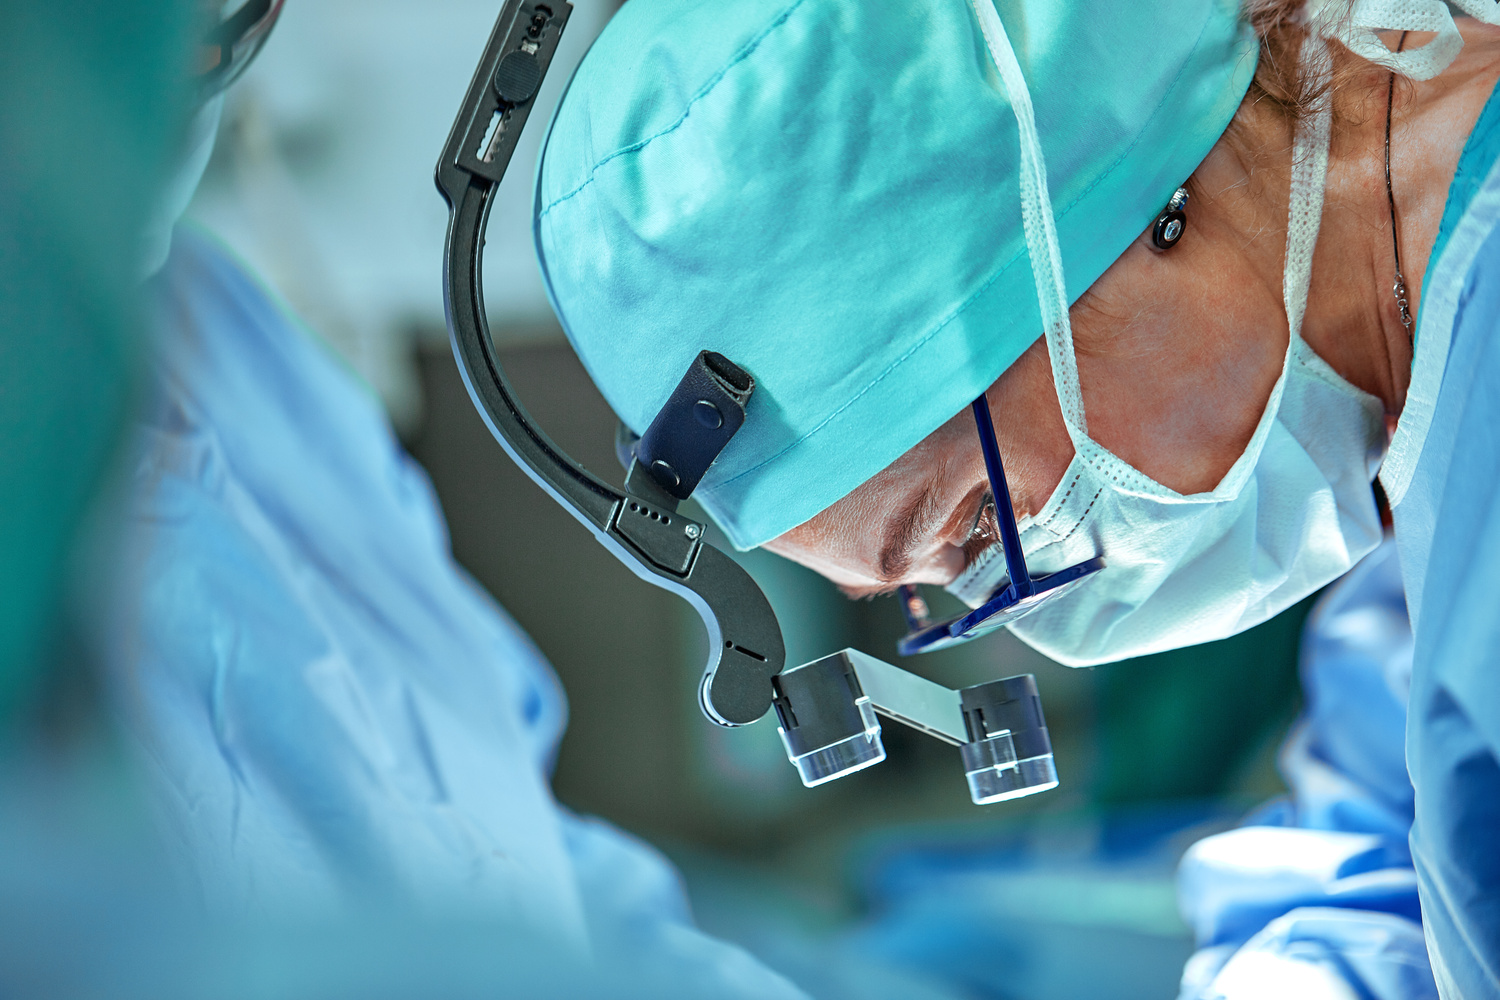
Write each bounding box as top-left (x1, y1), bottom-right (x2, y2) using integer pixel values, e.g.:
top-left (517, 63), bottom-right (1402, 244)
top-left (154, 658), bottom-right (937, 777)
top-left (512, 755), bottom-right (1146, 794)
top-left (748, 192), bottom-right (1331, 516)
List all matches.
top-left (962, 494), bottom-right (1000, 564)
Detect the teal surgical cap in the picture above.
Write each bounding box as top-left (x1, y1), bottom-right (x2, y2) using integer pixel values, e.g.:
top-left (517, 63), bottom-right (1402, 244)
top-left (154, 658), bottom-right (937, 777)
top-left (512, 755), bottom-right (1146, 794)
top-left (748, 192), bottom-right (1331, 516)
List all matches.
top-left (535, 0), bottom-right (1258, 550)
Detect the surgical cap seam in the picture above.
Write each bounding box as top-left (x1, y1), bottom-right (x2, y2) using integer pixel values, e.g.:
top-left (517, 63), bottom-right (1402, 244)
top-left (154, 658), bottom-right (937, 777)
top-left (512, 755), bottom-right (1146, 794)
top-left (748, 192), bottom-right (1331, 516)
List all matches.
top-left (536, 0), bottom-right (808, 221)
top-left (700, 3), bottom-right (1222, 505)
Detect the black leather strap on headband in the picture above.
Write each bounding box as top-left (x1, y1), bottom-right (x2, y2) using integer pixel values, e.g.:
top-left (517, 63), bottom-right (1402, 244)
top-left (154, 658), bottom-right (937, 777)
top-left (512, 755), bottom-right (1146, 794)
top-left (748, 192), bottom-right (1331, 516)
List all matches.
top-left (634, 351), bottom-right (754, 501)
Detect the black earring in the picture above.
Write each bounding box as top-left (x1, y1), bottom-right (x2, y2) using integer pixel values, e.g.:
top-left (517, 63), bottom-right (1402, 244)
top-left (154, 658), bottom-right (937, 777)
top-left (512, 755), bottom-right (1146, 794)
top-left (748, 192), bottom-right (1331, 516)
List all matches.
top-left (1149, 187), bottom-right (1189, 251)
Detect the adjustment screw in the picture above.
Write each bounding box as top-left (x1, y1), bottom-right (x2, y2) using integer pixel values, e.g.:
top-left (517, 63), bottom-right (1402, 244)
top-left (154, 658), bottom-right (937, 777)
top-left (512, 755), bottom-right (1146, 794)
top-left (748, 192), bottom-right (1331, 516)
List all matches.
top-left (493, 50), bottom-right (541, 105)
top-left (684, 523), bottom-right (702, 540)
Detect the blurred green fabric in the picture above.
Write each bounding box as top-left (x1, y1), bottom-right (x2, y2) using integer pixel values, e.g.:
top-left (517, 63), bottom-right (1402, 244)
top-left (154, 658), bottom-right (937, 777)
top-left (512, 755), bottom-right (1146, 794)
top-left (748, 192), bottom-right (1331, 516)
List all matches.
top-left (0, 0), bottom-right (195, 726)
top-left (1094, 595), bottom-right (1316, 805)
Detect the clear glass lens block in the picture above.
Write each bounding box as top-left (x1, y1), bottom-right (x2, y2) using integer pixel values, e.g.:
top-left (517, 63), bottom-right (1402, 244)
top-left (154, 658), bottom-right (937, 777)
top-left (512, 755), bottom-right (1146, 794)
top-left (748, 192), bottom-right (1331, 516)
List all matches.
top-left (965, 751), bottom-right (1059, 805)
top-left (779, 697), bottom-right (886, 787)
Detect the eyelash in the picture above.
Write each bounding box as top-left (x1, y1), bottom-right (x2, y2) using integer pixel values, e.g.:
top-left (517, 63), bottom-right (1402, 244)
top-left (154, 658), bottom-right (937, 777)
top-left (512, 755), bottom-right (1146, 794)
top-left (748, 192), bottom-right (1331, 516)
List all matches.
top-left (963, 494), bottom-right (1000, 560)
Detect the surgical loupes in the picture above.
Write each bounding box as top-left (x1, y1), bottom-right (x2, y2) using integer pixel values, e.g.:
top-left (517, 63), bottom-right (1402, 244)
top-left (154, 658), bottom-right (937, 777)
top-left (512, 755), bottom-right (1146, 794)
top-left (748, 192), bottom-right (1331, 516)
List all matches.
top-left (772, 650), bottom-right (1058, 804)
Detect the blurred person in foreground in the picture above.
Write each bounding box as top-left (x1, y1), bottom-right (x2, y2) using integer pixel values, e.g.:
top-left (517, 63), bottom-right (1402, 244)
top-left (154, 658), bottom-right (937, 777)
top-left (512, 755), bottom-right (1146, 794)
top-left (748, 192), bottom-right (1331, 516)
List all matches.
top-left (81, 2), bottom-right (827, 996)
top-left (0, 1), bottom-right (890, 996)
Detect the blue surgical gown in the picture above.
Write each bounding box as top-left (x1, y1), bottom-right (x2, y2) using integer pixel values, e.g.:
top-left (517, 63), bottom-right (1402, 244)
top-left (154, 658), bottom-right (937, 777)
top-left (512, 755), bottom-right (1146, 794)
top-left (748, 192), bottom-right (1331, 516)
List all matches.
top-left (1389, 110), bottom-right (1500, 998)
top-left (1178, 538), bottom-right (1435, 998)
top-left (1180, 81), bottom-right (1500, 1000)
top-left (101, 226), bottom-right (805, 996)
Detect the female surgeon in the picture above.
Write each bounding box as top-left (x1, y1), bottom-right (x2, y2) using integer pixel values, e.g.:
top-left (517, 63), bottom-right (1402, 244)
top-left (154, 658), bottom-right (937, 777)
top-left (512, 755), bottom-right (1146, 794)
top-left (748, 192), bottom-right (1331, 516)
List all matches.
top-left (534, 0), bottom-right (1500, 995)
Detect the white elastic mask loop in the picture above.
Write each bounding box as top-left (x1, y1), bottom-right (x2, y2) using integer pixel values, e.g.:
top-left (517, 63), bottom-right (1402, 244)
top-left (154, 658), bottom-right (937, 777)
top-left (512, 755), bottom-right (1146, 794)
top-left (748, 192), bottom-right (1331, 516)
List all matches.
top-left (1318, 0), bottom-right (1500, 83)
top-left (1315, 0), bottom-right (1462, 81)
top-left (1286, 31), bottom-right (1335, 339)
top-left (966, 0), bottom-right (1308, 501)
top-left (944, 4), bottom-right (1388, 657)
top-left (964, 0), bottom-right (1090, 446)
top-left (1449, 0), bottom-right (1500, 26)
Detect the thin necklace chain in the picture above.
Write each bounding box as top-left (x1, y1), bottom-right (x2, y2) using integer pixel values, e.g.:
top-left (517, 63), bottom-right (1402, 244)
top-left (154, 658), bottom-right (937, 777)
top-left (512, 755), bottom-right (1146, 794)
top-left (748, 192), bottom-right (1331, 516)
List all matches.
top-left (1385, 30), bottom-right (1414, 338)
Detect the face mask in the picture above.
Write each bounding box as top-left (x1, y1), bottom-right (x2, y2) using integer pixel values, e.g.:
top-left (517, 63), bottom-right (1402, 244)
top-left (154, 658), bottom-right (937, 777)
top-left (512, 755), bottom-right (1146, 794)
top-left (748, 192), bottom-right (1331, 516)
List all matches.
top-left (140, 94), bottom-right (223, 278)
top-left (948, 336), bottom-right (1386, 665)
top-left (944, 18), bottom-right (1386, 666)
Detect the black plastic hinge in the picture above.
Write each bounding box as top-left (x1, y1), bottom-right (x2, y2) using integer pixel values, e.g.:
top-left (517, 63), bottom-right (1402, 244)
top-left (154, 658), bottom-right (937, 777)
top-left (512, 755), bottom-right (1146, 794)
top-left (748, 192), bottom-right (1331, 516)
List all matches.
top-left (611, 497), bottom-right (699, 575)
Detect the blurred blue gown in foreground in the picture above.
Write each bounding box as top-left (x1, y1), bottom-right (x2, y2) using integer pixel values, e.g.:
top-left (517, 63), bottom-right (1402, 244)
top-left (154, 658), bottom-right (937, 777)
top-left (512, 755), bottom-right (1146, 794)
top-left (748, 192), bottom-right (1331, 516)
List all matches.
top-left (1177, 538), bottom-right (1435, 999)
top-left (98, 226), bottom-right (806, 997)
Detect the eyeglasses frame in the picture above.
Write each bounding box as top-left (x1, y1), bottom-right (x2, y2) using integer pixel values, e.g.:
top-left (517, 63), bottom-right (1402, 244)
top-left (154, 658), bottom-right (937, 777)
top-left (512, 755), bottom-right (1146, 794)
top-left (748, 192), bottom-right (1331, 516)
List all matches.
top-left (896, 395), bottom-right (1104, 655)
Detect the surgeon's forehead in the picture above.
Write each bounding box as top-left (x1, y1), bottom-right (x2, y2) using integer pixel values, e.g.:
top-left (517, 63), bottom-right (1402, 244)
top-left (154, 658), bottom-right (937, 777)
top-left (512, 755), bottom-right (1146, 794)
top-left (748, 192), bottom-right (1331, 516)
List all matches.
top-left (768, 414), bottom-right (975, 590)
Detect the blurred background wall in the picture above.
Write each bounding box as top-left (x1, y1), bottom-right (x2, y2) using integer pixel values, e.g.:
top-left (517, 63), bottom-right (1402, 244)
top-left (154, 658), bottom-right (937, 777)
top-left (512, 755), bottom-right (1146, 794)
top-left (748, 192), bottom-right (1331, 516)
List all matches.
top-left (187, 2), bottom-right (1315, 995)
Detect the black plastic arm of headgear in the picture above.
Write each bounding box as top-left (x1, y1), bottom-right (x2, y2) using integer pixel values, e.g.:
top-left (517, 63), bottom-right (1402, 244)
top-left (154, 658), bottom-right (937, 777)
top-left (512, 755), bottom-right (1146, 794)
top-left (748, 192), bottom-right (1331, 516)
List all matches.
top-left (434, 0), bottom-right (784, 726)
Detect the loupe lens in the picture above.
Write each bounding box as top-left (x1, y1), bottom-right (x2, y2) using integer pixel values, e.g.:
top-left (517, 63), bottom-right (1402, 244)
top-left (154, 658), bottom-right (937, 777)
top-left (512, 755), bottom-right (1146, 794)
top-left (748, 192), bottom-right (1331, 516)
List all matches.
top-left (958, 674), bottom-right (1058, 805)
top-left (772, 653), bottom-right (887, 787)
top-left (779, 696), bottom-right (885, 787)
top-left (960, 731), bottom-right (1058, 803)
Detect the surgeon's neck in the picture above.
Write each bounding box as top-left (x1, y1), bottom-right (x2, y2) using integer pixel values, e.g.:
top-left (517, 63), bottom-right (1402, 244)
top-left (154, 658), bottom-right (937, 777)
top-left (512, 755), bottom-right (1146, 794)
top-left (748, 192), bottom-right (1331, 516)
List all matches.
top-left (1300, 23), bottom-right (1500, 417)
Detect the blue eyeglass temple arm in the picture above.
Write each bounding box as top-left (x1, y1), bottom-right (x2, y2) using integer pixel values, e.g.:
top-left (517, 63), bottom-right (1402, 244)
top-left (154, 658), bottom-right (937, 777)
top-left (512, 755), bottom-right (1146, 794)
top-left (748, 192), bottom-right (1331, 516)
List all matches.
top-left (971, 395), bottom-right (1033, 601)
top-left (900, 395), bottom-right (1034, 624)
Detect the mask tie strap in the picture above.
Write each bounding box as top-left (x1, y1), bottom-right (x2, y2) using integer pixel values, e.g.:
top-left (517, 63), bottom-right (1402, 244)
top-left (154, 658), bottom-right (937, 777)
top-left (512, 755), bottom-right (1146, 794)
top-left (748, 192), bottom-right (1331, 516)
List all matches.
top-left (967, 0), bottom-right (1346, 498)
top-left (1317, 0), bottom-right (1463, 82)
top-left (1285, 29), bottom-right (1335, 342)
top-left (1448, 0), bottom-right (1500, 26)
top-left (965, 0), bottom-right (1088, 448)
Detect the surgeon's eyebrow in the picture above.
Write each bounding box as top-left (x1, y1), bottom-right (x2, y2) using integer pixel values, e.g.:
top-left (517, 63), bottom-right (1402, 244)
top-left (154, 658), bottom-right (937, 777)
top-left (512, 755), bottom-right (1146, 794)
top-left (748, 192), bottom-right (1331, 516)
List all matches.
top-left (837, 479), bottom-right (993, 601)
top-left (836, 482), bottom-right (944, 600)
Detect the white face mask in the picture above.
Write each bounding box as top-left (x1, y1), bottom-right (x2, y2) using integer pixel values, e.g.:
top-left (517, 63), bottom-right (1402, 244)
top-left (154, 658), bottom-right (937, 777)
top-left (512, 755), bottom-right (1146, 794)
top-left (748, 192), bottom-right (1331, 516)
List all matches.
top-left (943, 16), bottom-right (1387, 666)
top-left (948, 337), bottom-right (1387, 666)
